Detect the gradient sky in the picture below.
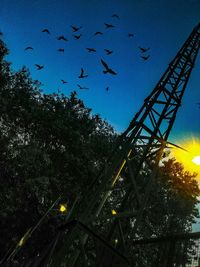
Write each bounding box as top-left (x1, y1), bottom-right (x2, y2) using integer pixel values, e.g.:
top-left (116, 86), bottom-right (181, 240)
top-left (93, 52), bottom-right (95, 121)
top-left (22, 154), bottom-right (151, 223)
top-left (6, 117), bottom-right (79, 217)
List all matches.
top-left (0, 0), bottom-right (200, 144)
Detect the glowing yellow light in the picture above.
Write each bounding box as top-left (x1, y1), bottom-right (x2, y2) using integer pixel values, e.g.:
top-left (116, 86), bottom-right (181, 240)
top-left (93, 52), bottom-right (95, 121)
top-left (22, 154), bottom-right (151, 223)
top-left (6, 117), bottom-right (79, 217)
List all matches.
top-left (59, 203), bottom-right (67, 213)
top-left (192, 156), bottom-right (200, 165)
top-left (18, 228), bottom-right (31, 247)
top-left (111, 209), bottom-right (117, 215)
top-left (171, 137), bottom-right (200, 179)
top-left (18, 236), bottom-right (25, 247)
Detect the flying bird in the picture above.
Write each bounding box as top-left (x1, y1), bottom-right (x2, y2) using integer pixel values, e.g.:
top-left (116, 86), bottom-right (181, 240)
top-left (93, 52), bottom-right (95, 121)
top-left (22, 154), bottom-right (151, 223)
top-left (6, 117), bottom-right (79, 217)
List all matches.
top-left (61, 79), bottom-right (68, 84)
top-left (73, 34), bottom-right (82, 39)
top-left (24, 46), bottom-right (33, 51)
top-left (42, 29), bottom-right (50, 34)
top-left (112, 14), bottom-right (120, 19)
top-left (71, 25), bottom-right (82, 32)
top-left (106, 87), bottom-right (109, 91)
top-left (86, 48), bottom-right (96, 53)
top-left (57, 35), bottom-right (68, 41)
top-left (141, 55), bottom-right (150, 61)
top-left (101, 59), bottom-right (117, 75)
top-left (94, 31), bottom-right (103, 35)
top-left (35, 64), bottom-right (44, 70)
top-left (77, 84), bottom-right (89, 90)
top-left (128, 33), bottom-right (134, 37)
top-left (104, 49), bottom-right (113, 55)
top-left (139, 47), bottom-right (150, 53)
top-left (58, 48), bottom-right (64, 52)
top-left (104, 23), bottom-right (115, 29)
top-left (79, 68), bottom-right (88, 78)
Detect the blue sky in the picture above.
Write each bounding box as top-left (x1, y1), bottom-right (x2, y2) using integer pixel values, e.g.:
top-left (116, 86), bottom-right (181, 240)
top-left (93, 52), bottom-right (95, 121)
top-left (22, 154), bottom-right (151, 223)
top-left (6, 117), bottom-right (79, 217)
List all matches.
top-left (0, 0), bottom-right (200, 144)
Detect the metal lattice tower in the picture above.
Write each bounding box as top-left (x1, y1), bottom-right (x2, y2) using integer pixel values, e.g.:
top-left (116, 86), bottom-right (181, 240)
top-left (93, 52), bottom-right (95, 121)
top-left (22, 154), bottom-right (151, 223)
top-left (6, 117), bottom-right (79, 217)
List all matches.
top-left (14, 23), bottom-right (200, 267)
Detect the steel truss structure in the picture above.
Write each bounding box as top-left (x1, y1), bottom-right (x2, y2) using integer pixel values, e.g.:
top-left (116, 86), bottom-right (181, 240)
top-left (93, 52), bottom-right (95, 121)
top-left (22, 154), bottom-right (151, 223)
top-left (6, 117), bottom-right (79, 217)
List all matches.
top-left (6, 23), bottom-right (200, 267)
top-left (44, 22), bottom-right (200, 267)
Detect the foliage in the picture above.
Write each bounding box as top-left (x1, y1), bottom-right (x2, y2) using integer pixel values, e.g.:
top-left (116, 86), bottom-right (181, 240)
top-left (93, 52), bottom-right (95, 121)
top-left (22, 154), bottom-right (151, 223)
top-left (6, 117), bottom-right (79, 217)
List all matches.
top-left (0, 35), bottom-right (117, 261)
top-left (0, 34), bottom-right (199, 266)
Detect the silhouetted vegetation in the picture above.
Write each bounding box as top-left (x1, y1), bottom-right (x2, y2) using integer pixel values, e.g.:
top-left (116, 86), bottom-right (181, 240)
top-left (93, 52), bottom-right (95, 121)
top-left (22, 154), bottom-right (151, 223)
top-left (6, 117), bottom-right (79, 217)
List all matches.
top-left (0, 36), bottom-right (117, 261)
top-left (0, 35), bottom-right (199, 266)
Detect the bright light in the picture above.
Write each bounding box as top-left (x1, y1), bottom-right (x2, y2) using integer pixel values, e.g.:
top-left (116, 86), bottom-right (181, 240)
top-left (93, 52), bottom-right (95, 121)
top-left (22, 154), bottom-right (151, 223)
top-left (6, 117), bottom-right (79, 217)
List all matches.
top-left (18, 236), bottom-right (25, 247)
top-left (192, 156), bottom-right (200, 165)
top-left (111, 209), bottom-right (117, 215)
top-left (171, 137), bottom-right (200, 178)
top-left (59, 204), bottom-right (67, 213)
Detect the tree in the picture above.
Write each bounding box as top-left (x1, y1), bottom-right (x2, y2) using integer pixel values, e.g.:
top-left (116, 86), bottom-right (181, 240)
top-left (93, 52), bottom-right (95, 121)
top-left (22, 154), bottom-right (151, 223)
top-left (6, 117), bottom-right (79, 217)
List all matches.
top-left (0, 34), bottom-right (199, 266)
top-left (0, 35), bottom-right (117, 262)
top-left (132, 157), bottom-right (200, 266)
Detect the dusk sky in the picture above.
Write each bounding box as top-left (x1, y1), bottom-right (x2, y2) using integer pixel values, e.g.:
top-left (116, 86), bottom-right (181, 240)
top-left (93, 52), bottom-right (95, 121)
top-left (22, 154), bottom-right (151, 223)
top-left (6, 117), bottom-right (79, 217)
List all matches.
top-left (0, 0), bottom-right (200, 145)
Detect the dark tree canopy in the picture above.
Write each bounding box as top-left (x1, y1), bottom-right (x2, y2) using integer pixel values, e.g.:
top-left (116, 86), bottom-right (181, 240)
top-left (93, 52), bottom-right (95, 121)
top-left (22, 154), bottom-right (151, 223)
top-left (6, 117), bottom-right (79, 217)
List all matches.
top-left (0, 35), bottom-right (199, 265)
top-left (0, 36), bottom-right (117, 259)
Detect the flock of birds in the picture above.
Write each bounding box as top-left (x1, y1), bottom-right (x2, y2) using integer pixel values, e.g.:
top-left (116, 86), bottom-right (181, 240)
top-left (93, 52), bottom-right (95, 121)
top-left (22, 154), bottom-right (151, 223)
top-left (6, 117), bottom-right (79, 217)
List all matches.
top-left (23, 14), bottom-right (151, 92)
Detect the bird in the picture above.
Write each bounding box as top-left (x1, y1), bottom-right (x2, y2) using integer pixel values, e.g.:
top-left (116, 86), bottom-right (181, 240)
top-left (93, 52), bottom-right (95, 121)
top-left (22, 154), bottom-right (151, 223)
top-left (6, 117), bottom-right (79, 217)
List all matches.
top-left (112, 14), bottom-right (120, 19)
top-left (57, 35), bottom-right (68, 41)
top-left (104, 23), bottom-right (115, 29)
top-left (42, 28), bottom-right (50, 34)
top-left (104, 49), bottom-right (113, 55)
top-left (35, 64), bottom-right (44, 70)
top-left (128, 33), bottom-right (134, 37)
top-left (71, 25), bottom-right (82, 32)
top-left (58, 48), bottom-right (64, 52)
top-left (101, 59), bottom-right (117, 75)
top-left (139, 47), bottom-right (150, 53)
top-left (77, 84), bottom-right (89, 90)
top-left (106, 87), bottom-right (109, 91)
top-left (141, 55), bottom-right (150, 61)
top-left (24, 46), bottom-right (33, 51)
top-left (86, 48), bottom-right (96, 53)
top-left (73, 34), bottom-right (82, 39)
top-left (61, 79), bottom-right (68, 84)
top-left (78, 68), bottom-right (88, 78)
top-left (94, 31), bottom-right (103, 35)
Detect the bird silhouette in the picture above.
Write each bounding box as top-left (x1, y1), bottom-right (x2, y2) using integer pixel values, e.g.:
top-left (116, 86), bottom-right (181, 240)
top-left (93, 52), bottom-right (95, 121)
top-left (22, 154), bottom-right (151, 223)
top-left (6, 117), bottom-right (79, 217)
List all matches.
top-left (25, 46), bottom-right (33, 51)
top-left (104, 49), bottom-right (113, 55)
top-left (58, 48), bottom-right (64, 52)
top-left (79, 68), bottom-right (88, 78)
top-left (106, 87), bottom-right (109, 91)
top-left (104, 23), bottom-right (115, 29)
top-left (141, 55), bottom-right (150, 61)
top-left (35, 64), bottom-right (44, 70)
top-left (73, 34), bottom-right (82, 39)
top-left (86, 48), bottom-right (96, 53)
top-left (77, 84), bottom-right (89, 90)
top-left (42, 29), bottom-right (50, 34)
top-left (112, 14), bottom-right (120, 19)
top-left (61, 79), bottom-right (68, 84)
top-left (71, 25), bottom-right (82, 32)
top-left (94, 31), bottom-right (103, 35)
top-left (57, 35), bottom-right (68, 41)
top-left (139, 47), bottom-right (150, 53)
top-left (128, 33), bottom-right (134, 37)
top-left (101, 59), bottom-right (117, 75)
